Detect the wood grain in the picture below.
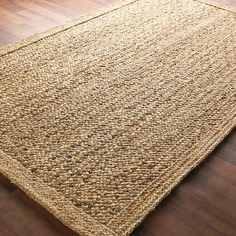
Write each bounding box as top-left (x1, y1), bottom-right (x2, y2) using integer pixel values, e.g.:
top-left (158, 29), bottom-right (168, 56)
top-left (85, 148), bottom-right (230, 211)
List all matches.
top-left (0, 0), bottom-right (235, 235)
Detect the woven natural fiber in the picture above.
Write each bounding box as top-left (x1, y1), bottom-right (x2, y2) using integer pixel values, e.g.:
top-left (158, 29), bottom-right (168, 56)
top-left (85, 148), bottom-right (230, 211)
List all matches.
top-left (0, 0), bottom-right (235, 235)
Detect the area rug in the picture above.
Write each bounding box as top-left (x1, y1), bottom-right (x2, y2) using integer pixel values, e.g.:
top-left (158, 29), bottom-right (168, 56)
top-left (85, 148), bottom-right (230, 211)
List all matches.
top-left (0, 0), bottom-right (235, 235)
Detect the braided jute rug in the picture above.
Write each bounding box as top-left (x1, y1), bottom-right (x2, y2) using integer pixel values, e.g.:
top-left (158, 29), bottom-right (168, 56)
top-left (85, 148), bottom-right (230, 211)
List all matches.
top-left (0, 0), bottom-right (236, 235)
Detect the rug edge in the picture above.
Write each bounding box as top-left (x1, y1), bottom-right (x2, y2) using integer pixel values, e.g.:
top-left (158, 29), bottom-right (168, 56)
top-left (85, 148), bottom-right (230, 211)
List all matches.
top-left (0, 0), bottom-right (138, 57)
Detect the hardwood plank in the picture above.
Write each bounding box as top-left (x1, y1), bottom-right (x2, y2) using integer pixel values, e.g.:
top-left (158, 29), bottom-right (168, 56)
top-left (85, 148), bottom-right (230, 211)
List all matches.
top-left (0, 185), bottom-right (77, 236)
top-left (216, 0), bottom-right (236, 6)
top-left (0, 0), bottom-right (117, 44)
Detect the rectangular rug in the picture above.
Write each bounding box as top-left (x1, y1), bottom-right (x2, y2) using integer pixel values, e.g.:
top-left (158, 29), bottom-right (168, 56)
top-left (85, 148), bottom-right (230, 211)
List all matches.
top-left (0, 0), bottom-right (235, 235)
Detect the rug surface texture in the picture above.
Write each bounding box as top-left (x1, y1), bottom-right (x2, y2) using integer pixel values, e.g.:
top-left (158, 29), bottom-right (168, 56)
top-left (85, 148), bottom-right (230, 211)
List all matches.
top-left (0, 0), bottom-right (235, 235)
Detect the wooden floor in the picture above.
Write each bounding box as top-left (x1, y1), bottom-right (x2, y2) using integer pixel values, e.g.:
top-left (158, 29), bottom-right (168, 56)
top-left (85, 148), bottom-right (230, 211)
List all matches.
top-left (0, 0), bottom-right (235, 235)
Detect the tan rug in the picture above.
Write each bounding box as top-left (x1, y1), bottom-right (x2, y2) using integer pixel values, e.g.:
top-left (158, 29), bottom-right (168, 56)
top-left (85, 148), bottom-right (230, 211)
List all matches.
top-left (0, 0), bottom-right (235, 235)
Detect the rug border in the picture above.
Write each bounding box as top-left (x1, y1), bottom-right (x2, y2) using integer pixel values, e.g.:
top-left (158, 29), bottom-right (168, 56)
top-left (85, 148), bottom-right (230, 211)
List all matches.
top-left (109, 112), bottom-right (236, 235)
top-left (0, 0), bottom-right (235, 56)
top-left (0, 150), bottom-right (116, 236)
top-left (0, 0), bottom-right (235, 235)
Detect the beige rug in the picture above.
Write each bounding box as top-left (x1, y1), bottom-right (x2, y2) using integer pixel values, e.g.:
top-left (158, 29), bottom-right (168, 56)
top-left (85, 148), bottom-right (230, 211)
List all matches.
top-left (0, 0), bottom-right (235, 235)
